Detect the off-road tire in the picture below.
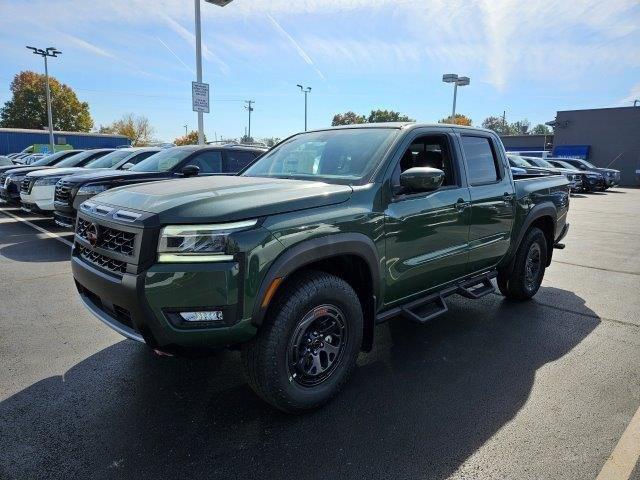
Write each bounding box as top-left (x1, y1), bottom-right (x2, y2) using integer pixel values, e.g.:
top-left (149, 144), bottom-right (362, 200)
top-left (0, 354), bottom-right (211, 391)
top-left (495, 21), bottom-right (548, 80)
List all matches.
top-left (242, 271), bottom-right (363, 413)
top-left (497, 227), bottom-right (547, 301)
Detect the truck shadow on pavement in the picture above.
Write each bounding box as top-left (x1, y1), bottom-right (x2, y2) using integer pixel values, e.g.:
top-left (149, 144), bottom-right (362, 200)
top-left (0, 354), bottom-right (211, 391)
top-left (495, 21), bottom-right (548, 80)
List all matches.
top-left (0, 288), bottom-right (599, 480)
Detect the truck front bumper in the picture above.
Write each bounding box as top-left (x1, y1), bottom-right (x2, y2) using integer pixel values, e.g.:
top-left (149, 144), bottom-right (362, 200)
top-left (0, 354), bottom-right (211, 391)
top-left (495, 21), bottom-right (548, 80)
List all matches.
top-left (21, 185), bottom-right (56, 212)
top-left (72, 253), bottom-right (257, 352)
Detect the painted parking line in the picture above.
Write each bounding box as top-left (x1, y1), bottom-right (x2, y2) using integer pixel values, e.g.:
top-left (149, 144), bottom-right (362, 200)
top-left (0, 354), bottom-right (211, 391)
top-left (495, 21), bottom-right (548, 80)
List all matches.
top-left (0, 208), bottom-right (73, 247)
top-left (596, 405), bottom-right (640, 480)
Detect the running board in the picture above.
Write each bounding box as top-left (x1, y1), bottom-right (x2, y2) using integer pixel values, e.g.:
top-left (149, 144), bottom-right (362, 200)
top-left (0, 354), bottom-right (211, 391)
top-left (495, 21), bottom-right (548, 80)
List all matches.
top-left (456, 278), bottom-right (495, 299)
top-left (377, 271), bottom-right (497, 325)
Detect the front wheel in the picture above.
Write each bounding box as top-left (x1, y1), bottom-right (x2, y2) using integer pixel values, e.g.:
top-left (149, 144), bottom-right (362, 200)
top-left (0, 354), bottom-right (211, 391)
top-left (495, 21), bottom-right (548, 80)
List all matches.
top-left (497, 227), bottom-right (548, 301)
top-left (242, 271), bottom-right (363, 413)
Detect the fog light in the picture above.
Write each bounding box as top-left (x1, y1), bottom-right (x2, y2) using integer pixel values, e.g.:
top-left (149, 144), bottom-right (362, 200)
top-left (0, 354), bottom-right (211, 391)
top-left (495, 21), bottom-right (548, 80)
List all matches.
top-left (179, 311), bottom-right (223, 322)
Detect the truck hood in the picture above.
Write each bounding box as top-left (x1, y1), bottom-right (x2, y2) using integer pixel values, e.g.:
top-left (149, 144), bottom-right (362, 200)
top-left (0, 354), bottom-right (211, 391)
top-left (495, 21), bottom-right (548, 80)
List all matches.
top-left (26, 167), bottom-right (96, 178)
top-left (0, 165), bottom-right (55, 176)
top-left (94, 176), bottom-right (353, 223)
top-left (62, 169), bottom-right (166, 184)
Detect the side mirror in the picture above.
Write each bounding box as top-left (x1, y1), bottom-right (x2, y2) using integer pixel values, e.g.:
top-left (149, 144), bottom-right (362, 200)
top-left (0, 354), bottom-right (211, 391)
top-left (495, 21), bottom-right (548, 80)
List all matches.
top-left (578, 164), bottom-right (586, 170)
top-left (181, 164), bottom-right (200, 177)
top-left (400, 167), bottom-right (444, 193)
top-left (121, 162), bottom-right (134, 170)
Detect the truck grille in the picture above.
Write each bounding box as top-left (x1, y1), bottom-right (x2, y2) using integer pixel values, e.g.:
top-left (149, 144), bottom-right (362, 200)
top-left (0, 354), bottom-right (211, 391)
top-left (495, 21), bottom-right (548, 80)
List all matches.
top-left (20, 177), bottom-right (34, 194)
top-left (76, 218), bottom-right (136, 256)
top-left (77, 244), bottom-right (127, 274)
top-left (54, 181), bottom-right (73, 204)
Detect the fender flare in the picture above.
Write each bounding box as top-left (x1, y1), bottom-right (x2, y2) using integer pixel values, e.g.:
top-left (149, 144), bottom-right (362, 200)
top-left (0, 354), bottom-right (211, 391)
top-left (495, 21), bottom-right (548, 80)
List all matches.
top-left (250, 232), bottom-right (380, 328)
top-left (500, 202), bottom-right (557, 271)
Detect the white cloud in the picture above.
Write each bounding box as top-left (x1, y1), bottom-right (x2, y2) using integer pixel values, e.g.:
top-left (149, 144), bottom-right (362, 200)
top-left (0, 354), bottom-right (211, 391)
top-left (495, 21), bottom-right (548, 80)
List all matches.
top-left (621, 82), bottom-right (640, 105)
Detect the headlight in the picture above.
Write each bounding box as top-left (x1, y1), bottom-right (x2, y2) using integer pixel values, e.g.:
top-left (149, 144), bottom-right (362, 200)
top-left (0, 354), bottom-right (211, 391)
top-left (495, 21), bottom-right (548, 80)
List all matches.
top-left (34, 176), bottom-right (62, 186)
top-left (157, 219), bottom-right (257, 263)
top-left (565, 173), bottom-right (574, 181)
top-left (77, 184), bottom-right (109, 195)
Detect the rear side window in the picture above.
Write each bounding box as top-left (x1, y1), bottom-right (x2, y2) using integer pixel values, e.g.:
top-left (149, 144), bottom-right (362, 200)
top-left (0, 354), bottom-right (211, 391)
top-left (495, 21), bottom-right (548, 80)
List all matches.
top-left (224, 150), bottom-right (256, 173)
top-left (461, 136), bottom-right (500, 185)
top-left (185, 150), bottom-right (223, 174)
top-left (128, 151), bottom-right (156, 165)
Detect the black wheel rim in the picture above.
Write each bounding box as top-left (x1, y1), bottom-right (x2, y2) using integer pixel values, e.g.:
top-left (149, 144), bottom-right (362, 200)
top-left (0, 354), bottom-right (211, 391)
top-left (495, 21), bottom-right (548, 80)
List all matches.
top-left (525, 243), bottom-right (542, 291)
top-left (287, 304), bottom-right (347, 387)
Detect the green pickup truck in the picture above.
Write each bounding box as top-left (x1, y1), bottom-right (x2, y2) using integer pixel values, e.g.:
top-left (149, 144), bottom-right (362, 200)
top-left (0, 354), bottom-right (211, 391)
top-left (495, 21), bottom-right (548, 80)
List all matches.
top-left (72, 123), bottom-right (570, 412)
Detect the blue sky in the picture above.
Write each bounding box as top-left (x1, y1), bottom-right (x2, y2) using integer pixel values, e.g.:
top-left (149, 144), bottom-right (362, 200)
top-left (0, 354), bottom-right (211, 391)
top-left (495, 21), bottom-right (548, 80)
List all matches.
top-left (1, 0), bottom-right (639, 142)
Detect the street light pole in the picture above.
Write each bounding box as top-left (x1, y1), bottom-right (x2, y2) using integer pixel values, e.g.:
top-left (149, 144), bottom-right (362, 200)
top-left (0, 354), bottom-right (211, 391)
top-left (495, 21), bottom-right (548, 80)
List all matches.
top-left (442, 73), bottom-right (470, 124)
top-left (194, 0), bottom-right (234, 145)
top-left (183, 124), bottom-right (188, 136)
top-left (244, 100), bottom-right (254, 141)
top-left (26, 46), bottom-right (61, 154)
top-left (297, 84), bottom-right (311, 131)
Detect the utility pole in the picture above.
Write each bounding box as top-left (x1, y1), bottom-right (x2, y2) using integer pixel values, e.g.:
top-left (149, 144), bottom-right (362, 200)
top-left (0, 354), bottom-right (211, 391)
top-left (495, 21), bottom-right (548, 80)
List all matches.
top-left (502, 110), bottom-right (507, 133)
top-left (26, 46), bottom-right (61, 154)
top-left (297, 84), bottom-right (312, 131)
top-left (244, 100), bottom-right (254, 142)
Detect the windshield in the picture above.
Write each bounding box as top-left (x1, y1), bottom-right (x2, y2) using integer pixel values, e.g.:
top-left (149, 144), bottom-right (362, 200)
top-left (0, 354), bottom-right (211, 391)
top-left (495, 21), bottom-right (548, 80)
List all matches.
top-left (56, 150), bottom-right (105, 168)
top-left (555, 161), bottom-right (577, 170)
top-left (527, 157), bottom-right (555, 168)
top-left (508, 155), bottom-right (532, 168)
top-left (131, 147), bottom-right (193, 172)
top-left (580, 160), bottom-right (596, 168)
top-left (85, 150), bottom-right (136, 169)
top-left (242, 128), bottom-right (398, 184)
top-left (30, 150), bottom-right (74, 167)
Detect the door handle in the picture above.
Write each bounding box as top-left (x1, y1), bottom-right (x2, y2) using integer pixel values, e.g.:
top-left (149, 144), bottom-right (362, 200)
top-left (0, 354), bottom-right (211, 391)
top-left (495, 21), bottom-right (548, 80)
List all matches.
top-left (454, 198), bottom-right (469, 212)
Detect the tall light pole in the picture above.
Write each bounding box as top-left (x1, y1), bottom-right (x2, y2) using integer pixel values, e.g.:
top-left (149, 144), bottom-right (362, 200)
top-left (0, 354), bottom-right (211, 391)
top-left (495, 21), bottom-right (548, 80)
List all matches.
top-left (297, 84), bottom-right (311, 131)
top-left (194, 0), bottom-right (234, 145)
top-left (244, 100), bottom-right (254, 142)
top-left (26, 46), bottom-right (61, 154)
top-left (183, 124), bottom-right (188, 135)
top-left (442, 73), bottom-right (470, 124)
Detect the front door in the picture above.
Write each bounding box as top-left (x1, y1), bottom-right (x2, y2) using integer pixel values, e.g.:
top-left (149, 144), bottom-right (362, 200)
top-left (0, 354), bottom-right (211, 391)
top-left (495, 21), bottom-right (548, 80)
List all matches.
top-left (384, 132), bottom-right (471, 306)
top-left (458, 133), bottom-right (515, 274)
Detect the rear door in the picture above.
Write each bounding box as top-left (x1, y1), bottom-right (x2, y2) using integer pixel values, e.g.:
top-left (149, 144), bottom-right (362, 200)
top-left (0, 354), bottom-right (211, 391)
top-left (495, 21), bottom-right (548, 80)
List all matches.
top-left (458, 132), bottom-right (515, 274)
top-left (223, 150), bottom-right (258, 173)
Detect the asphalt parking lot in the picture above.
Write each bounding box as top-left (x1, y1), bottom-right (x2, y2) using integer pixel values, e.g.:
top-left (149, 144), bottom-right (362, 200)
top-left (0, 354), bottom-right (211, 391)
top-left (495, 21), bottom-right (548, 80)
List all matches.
top-left (0, 189), bottom-right (639, 480)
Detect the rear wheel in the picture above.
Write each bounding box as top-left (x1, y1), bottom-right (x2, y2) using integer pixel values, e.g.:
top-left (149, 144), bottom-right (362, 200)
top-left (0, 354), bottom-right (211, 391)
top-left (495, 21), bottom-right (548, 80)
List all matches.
top-left (497, 227), bottom-right (547, 301)
top-left (242, 271), bottom-right (363, 413)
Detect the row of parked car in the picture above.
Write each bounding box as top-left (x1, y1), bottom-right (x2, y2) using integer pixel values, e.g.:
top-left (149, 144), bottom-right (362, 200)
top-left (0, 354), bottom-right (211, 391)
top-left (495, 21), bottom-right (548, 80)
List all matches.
top-left (0, 143), bottom-right (267, 226)
top-left (507, 153), bottom-right (620, 192)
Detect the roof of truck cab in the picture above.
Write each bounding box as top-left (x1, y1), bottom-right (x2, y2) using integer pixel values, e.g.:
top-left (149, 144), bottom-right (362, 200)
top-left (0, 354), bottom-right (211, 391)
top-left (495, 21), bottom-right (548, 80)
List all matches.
top-left (305, 122), bottom-right (496, 134)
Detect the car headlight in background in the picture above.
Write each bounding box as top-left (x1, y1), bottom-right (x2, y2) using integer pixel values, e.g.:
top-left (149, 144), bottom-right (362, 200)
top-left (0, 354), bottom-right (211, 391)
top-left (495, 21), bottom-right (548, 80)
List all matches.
top-left (566, 174), bottom-right (574, 181)
top-left (157, 219), bottom-right (257, 263)
top-left (34, 176), bottom-right (63, 186)
top-left (77, 184), bottom-right (109, 196)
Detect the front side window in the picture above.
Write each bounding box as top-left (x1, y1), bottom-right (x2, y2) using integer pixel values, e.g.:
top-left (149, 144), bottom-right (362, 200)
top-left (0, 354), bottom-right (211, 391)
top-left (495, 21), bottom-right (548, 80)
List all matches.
top-left (461, 136), bottom-right (500, 185)
top-left (392, 134), bottom-right (457, 191)
top-left (56, 150), bottom-right (110, 168)
top-left (184, 150), bottom-right (223, 173)
top-left (242, 128), bottom-right (399, 185)
top-left (85, 150), bottom-right (136, 169)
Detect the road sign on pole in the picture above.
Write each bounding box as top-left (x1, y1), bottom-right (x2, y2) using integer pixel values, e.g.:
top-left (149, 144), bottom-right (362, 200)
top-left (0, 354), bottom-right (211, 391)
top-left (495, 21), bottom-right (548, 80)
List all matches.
top-left (192, 81), bottom-right (210, 113)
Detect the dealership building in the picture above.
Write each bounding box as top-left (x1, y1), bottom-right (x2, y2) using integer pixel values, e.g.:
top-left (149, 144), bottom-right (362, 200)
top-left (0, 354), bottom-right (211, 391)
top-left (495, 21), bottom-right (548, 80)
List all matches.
top-left (501, 106), bottom-right (640, 186)
top-left (0, 128), bottom-right (130, 155)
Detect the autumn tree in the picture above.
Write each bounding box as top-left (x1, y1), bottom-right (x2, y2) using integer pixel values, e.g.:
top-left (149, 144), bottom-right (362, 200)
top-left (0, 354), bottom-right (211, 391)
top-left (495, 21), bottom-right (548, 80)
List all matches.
top-left (100, 114), bottom-right (155, 146)
top-left (438, 113), bottom-right (472, 126)
top-left (331, 111), bottom-right (366, 126)
top-left (174, 130), bottom-right (202, 146)
top-left (0, 71), bottom-right (93, 131)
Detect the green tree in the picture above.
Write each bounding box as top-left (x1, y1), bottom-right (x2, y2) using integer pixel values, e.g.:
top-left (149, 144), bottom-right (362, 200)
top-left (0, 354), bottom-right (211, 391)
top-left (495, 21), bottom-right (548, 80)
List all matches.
top-left (99, 114), bottom-right (155, 146)
top-left (331, 111), bottom-right (367, 126)
top-left (367, 109), bottom-right (414, 123)
top-left (0, 71), bottom-right (93, 131)
top-left (262, 137), bottom-right (281, 147)
top-left (174, 130), bottom-right (202, 146)
top-left (481, 115), bottom-right (510, 135)
top-left (509, 119), bottom-right (531, 135)
top-left (438, 113), bottom-right (472, 126)
top-left (531, 123), bottom-right (552, 135)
